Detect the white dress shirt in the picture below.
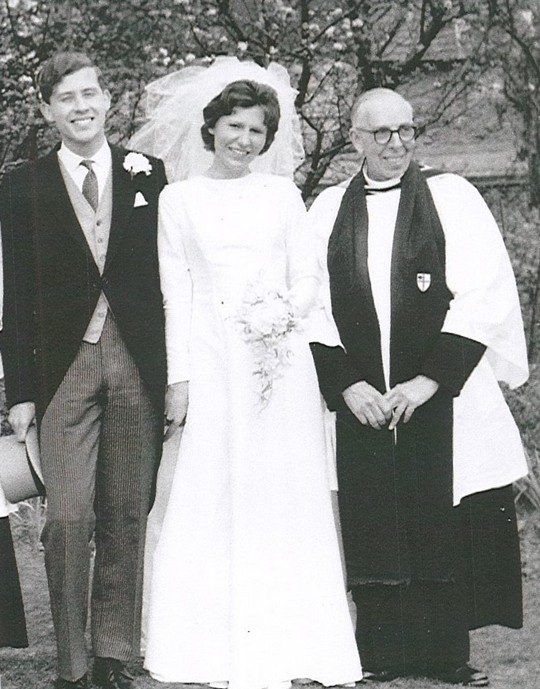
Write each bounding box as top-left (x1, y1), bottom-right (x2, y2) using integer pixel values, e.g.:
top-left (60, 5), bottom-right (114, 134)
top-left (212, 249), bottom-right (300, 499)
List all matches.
top-left (57, 139), bottom-right (112, 202)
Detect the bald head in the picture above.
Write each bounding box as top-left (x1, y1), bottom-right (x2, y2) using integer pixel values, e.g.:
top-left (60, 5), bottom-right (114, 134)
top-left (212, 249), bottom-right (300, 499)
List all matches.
top-left (351, 88), bottom-right (413, 129)
top-left (350, 88), bottom-right (416, 181)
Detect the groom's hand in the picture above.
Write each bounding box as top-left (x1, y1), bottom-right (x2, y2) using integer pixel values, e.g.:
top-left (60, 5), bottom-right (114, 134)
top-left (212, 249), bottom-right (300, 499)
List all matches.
top-left (342, 381), bottom-right (392, 430)
top-left (8, 401), bottom-right (36, 442)
top-left (164, 381), bottom-right (189, 440)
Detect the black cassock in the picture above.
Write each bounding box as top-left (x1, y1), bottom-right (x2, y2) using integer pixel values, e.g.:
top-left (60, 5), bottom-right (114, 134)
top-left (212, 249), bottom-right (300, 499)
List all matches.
top-left (311, 163), bottom-right (522, 673)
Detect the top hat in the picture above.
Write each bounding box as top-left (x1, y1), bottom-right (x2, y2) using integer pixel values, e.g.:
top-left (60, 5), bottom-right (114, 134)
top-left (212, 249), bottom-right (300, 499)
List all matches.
top-left (0, 426), bottom-right (44, 503)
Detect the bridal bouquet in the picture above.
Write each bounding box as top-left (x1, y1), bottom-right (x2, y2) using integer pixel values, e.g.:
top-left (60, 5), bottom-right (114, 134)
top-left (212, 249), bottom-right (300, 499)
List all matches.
top-left (234, 282), bottom-right (300, 406)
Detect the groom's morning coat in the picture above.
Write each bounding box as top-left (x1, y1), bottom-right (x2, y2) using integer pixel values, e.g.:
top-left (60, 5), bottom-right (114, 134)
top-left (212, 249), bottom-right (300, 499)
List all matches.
top-left (0, 145), bottom-right (167, 420)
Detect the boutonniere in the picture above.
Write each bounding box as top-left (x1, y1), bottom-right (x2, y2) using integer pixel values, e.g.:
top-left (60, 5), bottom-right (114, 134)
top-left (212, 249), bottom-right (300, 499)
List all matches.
top-left (123, 152), bottom-right (152, 179)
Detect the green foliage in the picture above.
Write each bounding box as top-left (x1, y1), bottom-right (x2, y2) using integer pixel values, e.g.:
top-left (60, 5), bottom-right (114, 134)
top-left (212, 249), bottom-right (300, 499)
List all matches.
top-left (480, 0), bottom-right (540, 206)
top-left (3, 0), bottom-right (537, 198)
top-left (0, 0), bottom-right (501, 194)
top-left (508, 367), bottom-right (540, 513)
top-left (481, 186), bottom-right (540, 505)
top-left (484, 187), bottom-right (540, 358)
top-left (505, 363), bottom-right (540, 460)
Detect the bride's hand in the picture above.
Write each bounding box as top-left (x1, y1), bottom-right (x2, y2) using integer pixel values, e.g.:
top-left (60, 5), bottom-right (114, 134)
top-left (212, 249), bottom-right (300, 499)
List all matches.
top-left (164, 381), bottom-right (189, 440)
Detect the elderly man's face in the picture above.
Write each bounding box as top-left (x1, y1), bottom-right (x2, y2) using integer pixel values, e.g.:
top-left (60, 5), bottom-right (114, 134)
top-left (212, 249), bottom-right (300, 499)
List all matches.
top-left (350, 93), bottom-right (415, 181)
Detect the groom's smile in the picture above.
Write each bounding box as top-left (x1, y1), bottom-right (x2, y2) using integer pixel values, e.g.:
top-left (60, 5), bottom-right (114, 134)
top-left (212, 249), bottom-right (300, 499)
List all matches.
top-left (40, 66), bottom-right (111, 157)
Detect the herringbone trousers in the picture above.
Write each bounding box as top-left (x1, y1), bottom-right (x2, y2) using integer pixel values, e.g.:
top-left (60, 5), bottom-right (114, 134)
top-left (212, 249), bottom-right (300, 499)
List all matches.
top-left (39, 314), bottom-right (162, 681)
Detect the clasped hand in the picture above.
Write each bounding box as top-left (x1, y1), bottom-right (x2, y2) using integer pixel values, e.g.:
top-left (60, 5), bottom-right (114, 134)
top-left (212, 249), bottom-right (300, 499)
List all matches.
top-left (342, 375), bottom-right (439, 431)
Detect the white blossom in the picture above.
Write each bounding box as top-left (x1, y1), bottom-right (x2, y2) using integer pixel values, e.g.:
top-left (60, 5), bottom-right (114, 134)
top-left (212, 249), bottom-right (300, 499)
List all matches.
top-left (520, 9), bottom-right (533, 26)
top-left (123, 152), bottom-right (153, 178)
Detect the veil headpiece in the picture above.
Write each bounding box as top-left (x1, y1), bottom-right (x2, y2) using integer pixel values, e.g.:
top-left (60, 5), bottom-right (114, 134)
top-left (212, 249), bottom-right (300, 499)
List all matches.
top-left (128, 56), bottom-right (304, 182)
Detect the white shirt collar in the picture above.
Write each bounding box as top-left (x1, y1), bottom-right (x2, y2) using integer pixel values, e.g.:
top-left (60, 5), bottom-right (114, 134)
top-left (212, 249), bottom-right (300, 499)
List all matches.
top-left (58, 139), bottom-right (111, 176)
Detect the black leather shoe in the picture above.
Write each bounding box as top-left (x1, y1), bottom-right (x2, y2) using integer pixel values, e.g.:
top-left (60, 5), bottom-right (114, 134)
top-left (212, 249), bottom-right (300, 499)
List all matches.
top-left (54, 675), bottom-right (89, 689)
top-left (360, 669), bottom-right (399, 682)
top-left (93, 658), bottom-right (134, 689)
top-left (433, 665), bottom-right (489, 686)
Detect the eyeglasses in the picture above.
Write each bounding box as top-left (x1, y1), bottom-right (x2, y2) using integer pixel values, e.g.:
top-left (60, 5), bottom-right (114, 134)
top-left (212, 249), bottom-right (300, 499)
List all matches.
top-left (354, 125), bottom-right (417, 145)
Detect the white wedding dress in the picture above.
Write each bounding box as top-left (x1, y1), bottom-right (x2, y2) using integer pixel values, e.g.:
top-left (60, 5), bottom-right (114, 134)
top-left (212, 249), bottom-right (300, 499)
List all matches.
top-left (144, 172), bottom-right (362, 689)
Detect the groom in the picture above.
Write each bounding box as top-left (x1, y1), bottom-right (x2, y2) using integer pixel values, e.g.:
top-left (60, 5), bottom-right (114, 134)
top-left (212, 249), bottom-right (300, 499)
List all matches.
top-left (0, 52), bottom-right (167, 689)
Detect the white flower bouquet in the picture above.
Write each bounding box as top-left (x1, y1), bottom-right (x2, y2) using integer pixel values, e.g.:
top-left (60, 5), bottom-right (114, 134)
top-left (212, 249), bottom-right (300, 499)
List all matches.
top-left (235, 283), bottom-right (300, 406)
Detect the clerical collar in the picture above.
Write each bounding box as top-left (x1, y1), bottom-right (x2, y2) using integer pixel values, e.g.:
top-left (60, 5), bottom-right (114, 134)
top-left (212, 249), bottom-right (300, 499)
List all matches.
top-left (363, 166), bottom-right (403, 195)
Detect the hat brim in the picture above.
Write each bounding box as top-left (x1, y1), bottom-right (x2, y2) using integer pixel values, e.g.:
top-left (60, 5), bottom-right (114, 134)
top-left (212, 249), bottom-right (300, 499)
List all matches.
top-left (0, 427), bottom-right (44, 503)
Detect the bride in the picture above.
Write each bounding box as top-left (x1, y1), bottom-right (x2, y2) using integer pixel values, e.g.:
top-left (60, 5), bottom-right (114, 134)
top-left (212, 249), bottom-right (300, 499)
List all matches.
top-left (130, 58), bottom-right (362, 689)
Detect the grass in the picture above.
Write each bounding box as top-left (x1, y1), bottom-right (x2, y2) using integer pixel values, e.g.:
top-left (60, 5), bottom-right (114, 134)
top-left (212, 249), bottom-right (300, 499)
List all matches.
top-left (1, 510), bottom-right (540, 689)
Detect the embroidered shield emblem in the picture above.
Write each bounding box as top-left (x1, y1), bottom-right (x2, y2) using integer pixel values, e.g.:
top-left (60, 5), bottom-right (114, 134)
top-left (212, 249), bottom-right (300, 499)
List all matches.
top-left (416, 272), bottom-right (431, 292)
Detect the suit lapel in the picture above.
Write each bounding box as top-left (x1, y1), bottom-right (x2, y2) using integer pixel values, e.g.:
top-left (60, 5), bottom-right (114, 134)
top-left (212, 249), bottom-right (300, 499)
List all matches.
top-left (105, 146), bottom-right (135, 273)
top-left (38, 149), bottom-right (95, 257)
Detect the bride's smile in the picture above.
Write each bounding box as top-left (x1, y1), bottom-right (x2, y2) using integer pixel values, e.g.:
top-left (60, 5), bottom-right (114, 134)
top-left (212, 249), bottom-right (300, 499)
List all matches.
top-left (208, 105), bottom-right (268, 178)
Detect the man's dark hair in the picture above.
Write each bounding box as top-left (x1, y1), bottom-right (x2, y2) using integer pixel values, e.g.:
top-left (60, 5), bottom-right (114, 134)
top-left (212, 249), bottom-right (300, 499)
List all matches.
top-left (37, 52), bottom-right (105, 103)
top-left (201, 80), bottom-right (280, 154)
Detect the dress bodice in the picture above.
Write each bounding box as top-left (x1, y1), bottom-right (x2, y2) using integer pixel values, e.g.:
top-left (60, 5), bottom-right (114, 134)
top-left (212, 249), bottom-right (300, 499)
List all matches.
top-left (158, 172), bottom-right (319, 383)
top-left (162, 173), bottom-right (315, 310)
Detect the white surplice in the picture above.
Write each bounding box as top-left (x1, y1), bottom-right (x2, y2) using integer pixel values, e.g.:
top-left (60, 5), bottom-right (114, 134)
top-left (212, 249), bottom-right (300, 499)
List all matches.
top-left (308, 170), bottom-right (528, 505)
top-left (144, 173), bottom-right (362, 688)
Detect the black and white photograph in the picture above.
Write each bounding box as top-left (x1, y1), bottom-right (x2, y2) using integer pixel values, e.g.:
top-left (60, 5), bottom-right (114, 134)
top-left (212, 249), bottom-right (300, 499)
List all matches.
top-left (0, 2), bottom-right (539, 689)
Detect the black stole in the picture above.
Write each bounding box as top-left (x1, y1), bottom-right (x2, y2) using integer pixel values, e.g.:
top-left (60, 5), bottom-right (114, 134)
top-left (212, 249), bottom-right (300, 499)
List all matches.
top-left (328, 162), bottom-right (457, 585)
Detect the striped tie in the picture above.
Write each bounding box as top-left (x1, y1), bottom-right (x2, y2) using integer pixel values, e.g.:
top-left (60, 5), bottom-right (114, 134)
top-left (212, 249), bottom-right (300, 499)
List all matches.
top-left (81, 159), bottom-right (98, 211)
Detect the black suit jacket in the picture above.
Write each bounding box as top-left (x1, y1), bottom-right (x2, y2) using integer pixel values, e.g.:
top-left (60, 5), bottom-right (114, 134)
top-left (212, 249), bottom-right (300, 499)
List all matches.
top-left (0, 144), bottom-right (167, 419)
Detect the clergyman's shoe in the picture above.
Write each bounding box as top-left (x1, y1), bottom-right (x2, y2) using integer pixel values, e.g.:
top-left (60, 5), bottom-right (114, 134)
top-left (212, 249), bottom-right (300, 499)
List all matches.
top-left (360, 669), bottom-right (399, 682)
top-left (93, 658), bottom-right (134, 689)
top-left (53, 674), bottom-right (89, 689)
top-left (432, 665), bottom-right (489, 687)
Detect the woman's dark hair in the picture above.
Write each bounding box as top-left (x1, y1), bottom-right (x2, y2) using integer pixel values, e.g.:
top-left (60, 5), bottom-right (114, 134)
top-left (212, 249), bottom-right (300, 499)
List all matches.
top-left (201, 80), bottom-right (280, 154)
